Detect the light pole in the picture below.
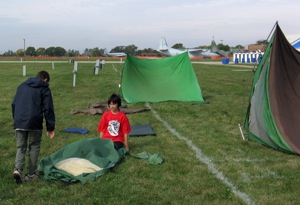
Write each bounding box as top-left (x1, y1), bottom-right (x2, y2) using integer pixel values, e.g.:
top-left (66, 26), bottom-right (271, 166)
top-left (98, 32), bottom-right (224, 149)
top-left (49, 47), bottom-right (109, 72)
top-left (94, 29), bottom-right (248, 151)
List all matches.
top-left (23, 38), bottom-right (26, 61)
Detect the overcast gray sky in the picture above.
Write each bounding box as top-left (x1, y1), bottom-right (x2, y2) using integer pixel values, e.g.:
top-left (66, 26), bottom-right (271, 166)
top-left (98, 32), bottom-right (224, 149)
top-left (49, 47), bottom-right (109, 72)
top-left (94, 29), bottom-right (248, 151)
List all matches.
top-left (1, 0), bottom-right (299, 53)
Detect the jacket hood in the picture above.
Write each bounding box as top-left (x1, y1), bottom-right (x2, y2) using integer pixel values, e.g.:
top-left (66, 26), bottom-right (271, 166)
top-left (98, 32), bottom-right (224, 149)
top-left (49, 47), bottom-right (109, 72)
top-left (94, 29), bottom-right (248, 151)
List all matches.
top-left (25, 77), bottom-right (49, 88)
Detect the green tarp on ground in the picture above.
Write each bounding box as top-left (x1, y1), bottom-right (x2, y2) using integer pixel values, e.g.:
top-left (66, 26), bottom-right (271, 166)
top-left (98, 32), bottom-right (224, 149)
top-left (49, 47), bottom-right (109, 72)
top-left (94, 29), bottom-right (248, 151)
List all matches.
top-left (244, 23), bottom-right (300, 154)
top-left (38, 138), bottom-right (126, 184)
top-left (120, 52), bottom-right (204, 103)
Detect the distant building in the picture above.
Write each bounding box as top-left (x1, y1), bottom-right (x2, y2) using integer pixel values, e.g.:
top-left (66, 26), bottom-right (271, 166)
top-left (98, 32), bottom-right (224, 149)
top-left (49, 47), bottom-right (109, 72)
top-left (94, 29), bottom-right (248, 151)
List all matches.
top-left (233, 33), bottom-right (300, 63)
top-left (286, 34), bottom-right (300, 51)
top-left (246, 44), bottom-right (266, 52)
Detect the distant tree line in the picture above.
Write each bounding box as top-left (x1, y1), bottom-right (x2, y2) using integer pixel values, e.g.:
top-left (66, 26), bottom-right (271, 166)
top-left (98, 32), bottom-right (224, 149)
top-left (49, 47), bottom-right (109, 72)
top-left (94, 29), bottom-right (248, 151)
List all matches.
top-left (1, 44), bottom-right (160, 57)
top-left (1, 39), bottom-right (267, 57)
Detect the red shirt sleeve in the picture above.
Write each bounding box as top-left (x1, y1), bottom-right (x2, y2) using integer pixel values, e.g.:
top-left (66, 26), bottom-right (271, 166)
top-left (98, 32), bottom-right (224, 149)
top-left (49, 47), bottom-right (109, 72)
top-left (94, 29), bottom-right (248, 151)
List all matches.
top-left (97, 112), bottom-right (108, 133)
top-left (121, 113), bottom-right (131, 134)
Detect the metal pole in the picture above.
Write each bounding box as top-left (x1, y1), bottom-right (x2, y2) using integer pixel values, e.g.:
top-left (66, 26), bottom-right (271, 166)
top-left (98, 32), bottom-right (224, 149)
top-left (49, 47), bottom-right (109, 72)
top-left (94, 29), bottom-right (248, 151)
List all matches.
top-left (23, 38), bottom-right (26, 61)
top-left (23, 65), bottom-right (26, 76)
top-left (73, 62), bottom-right (78, 87)
top-left (95, 59), bottom-right (100, 75)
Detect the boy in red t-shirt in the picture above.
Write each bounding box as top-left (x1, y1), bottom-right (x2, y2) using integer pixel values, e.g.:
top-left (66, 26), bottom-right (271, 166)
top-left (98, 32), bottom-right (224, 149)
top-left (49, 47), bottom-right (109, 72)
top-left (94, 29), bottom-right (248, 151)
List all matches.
top-left (97, 94), bottom-right (131, 151)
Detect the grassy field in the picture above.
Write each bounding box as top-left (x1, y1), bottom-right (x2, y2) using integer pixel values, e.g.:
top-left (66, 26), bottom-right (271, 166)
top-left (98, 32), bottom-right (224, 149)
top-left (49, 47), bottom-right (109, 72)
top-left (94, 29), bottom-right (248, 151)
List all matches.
top-left (0, 60), bottom-right (300, 205)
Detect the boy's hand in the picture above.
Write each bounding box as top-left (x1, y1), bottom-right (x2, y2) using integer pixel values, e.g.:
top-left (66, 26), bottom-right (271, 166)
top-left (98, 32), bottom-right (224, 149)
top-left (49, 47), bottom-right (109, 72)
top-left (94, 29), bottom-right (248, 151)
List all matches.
top-left (47, 131), bottom-right (55, 139)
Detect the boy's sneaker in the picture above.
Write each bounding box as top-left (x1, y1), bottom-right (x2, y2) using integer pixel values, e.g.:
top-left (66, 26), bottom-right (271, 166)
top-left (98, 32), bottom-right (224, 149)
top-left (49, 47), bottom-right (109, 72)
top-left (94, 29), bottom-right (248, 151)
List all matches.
top-left (25, 173), bottom-right (38, 181)
top-left (13, 170), bottom-right (24, 184)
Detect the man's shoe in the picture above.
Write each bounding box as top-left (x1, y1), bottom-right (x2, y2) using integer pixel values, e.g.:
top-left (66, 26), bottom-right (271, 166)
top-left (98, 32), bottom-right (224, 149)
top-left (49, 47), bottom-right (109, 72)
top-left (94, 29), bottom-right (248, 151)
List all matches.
top-left (25, 173), bottom-right (38, 181)
top-left (13, 170), bottom-right (24, 184)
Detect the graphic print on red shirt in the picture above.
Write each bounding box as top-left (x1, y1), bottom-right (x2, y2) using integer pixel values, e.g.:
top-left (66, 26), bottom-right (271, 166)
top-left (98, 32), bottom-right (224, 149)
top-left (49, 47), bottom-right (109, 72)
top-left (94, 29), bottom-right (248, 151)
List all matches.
top-left (108, 120), bottom-right (120, 136)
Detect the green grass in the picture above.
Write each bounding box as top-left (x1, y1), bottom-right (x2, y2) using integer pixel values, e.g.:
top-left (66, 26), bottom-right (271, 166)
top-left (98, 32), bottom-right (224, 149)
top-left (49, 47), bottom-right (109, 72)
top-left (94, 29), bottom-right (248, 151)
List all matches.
top-left (1, 60), bottom-right (300, 205)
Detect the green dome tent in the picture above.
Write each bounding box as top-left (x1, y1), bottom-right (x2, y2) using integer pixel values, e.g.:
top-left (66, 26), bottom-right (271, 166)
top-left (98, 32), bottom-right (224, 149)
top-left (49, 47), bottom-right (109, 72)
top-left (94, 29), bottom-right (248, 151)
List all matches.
top-left (120, 52), bottom-right (204, 103)
top-left (244, 23), bottom-right (300, 154)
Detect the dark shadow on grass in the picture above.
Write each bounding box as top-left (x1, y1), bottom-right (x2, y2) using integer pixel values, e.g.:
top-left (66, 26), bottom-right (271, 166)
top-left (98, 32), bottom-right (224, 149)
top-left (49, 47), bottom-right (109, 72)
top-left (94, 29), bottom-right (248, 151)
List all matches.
top-left (191, 95), bottom-right (211, 105)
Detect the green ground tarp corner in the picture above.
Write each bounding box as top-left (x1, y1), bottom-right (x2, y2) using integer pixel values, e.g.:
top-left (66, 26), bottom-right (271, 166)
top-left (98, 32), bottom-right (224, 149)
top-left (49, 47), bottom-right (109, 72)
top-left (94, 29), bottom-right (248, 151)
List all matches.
top-left (38, 138), bottom-right (126, 184)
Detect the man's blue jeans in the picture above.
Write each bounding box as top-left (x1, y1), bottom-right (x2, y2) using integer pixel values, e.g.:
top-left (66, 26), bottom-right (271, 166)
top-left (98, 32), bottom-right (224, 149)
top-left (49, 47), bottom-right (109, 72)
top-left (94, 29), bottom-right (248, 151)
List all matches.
top-left (14, 130), bottom-right (42, 175)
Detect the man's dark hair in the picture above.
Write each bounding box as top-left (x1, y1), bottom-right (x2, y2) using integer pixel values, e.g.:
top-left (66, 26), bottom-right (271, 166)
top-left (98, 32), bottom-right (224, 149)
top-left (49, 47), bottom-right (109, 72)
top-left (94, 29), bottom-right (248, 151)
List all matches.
top-left (107, 93), bottom-right (121, 108)
top-left (36, 71), bottom-right (50, 82)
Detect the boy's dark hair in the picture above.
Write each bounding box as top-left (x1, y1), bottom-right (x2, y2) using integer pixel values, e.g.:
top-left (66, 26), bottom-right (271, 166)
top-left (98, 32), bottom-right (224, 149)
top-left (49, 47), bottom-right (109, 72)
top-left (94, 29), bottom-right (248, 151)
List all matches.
top-left (36, 70), bottom-right (50, 82)
top-left (107, 93), bottom-right (121, 108)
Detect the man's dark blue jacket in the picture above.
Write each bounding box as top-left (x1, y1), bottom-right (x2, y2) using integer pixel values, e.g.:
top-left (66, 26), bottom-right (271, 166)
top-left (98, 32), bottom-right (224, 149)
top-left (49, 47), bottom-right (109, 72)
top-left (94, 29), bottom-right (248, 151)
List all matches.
top-left (12, 77), bottom-right (55, 131)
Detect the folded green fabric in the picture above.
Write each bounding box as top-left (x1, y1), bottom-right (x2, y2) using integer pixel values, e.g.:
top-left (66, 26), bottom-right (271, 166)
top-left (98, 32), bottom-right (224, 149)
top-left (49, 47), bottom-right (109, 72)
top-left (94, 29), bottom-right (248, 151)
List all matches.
top-left (130, 152), bottom-right (163, 165)
top-left (38, 138), bottom-right (126, 184)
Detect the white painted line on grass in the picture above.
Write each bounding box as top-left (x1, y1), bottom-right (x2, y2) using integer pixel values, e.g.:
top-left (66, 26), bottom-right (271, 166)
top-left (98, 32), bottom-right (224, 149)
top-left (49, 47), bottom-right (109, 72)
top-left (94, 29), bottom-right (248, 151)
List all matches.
top-left (145, 102), bottom-right (256, 205)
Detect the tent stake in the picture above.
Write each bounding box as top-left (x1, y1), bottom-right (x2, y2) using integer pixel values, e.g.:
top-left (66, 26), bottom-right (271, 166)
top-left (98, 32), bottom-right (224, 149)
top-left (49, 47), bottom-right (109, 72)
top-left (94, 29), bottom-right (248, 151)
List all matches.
top-left (238, 124), bottom-right (246, 141)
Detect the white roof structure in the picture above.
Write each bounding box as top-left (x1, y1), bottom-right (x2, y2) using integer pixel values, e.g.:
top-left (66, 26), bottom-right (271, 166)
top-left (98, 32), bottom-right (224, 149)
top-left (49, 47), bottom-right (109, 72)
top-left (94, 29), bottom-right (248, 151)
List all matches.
top-left (286, 34), bottom-right (300, 51)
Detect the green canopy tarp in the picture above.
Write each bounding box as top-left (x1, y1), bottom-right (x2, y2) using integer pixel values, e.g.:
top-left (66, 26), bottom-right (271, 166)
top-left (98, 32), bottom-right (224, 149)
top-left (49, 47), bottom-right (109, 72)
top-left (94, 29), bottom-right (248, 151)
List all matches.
top-left (38, 138), bottom-right (126, 184)
top-left (120, 52), bottom-right (204, 103)
top-left (244, 23), bottom-right (300, 154)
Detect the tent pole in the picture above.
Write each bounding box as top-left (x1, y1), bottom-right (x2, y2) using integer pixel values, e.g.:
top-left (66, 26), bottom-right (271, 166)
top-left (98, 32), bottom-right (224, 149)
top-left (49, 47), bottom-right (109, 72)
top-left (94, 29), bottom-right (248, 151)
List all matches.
top-left (238, 124), bottom-right (246, 141)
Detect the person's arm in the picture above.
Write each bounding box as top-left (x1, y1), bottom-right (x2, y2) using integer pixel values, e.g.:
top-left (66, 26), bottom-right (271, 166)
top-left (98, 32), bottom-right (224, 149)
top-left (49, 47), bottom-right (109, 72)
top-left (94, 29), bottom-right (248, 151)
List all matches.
top-left (98, 113), bottom-right (107, 138)
top-left (43, 88), bottom-right (55, 132)
top-left (124, 134), bottom-right (129, 152)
